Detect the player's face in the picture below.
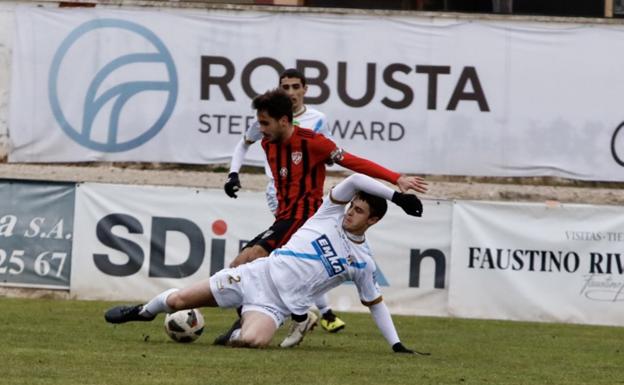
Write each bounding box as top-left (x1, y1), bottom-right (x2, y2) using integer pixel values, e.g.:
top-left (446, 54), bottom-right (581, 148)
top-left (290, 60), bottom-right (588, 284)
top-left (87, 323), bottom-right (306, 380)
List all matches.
top-left (257, 110), bottom-right (289, 142)
top-left (342, 198), bottom-right (379, 235)
top-left (280, 77), bottom-right (307, 113)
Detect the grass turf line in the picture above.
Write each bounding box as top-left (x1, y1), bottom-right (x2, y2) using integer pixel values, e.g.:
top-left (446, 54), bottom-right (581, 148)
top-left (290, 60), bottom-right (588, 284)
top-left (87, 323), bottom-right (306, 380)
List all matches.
top-left (0, 297), bottom-right (622, 385)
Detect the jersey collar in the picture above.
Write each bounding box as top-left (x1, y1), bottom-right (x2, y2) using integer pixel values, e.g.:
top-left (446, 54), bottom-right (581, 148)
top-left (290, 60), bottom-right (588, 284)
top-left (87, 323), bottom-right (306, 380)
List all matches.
top-left (345, 231), bottom-right (365, 244)
top-left (293, 105), bottom-right (307, 118)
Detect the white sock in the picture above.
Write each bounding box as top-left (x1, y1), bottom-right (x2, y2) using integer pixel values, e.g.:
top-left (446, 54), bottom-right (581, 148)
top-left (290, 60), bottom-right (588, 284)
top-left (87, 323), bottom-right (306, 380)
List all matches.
top-left (140, 288), bottom-right (178, 317)
top-left (229, 328), bottom-right (242, 343)
top-left (314, 293), bottom-right (331, 315)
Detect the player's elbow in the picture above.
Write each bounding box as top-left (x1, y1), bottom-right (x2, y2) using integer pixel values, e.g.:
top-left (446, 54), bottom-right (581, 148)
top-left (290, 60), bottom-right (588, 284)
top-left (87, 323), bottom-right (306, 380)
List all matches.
top-left (346, 173), bottom-right (370, 189)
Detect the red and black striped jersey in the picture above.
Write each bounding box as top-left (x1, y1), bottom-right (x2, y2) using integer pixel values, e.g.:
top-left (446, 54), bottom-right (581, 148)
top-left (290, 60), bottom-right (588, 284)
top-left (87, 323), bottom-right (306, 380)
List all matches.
top-left (262, 126), bottom-right (334, 220)
top-left (262, 126), bottom-right (401, 221)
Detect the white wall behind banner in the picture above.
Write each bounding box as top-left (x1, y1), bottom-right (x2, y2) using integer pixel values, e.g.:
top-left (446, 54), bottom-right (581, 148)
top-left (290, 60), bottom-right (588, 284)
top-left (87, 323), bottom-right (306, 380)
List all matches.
top-left (449, 201), bottom-right (624, 327)
top-left (70, 182), bottom-right (449, 316)
top-left (8, 6), bottom-right (624, 181)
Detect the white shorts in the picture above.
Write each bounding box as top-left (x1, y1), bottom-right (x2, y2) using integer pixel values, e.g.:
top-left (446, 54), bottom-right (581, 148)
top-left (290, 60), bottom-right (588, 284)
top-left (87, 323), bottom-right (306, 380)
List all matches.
top-left (209, 258), bottom-right (289, 328)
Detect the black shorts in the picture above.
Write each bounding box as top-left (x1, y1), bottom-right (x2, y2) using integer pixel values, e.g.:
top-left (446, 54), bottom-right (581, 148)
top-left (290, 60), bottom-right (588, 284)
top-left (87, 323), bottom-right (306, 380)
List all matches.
top-left (244, 218), bottom-right (308, 253)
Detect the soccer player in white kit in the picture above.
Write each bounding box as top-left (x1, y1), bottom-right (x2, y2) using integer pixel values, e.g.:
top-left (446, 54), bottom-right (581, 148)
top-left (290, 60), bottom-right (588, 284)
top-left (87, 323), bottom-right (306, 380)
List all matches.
top-left (224, 68), bottom-right (346, 333)
top-left (105, 173), bottom-right (425, 353)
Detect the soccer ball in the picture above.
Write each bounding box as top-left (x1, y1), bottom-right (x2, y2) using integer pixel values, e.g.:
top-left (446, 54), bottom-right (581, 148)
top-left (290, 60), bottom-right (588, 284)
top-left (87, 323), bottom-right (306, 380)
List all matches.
top-left (164, 309), bottom-right (205, 343)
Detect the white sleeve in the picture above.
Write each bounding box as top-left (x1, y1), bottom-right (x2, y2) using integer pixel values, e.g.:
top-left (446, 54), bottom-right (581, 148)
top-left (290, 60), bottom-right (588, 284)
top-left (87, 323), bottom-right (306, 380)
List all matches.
top-left (330, 174), bottom-right (396, 203)
top-left (229, 138), bottom-right (252, 174)
top-left (353, 260), bottom-right (382, 304)
top-left (316, 116), bottom-right (334, 142)
top-left (369, 301), bottom-right (401, 347)
top-left (245, 121), bottom-right (263, 142)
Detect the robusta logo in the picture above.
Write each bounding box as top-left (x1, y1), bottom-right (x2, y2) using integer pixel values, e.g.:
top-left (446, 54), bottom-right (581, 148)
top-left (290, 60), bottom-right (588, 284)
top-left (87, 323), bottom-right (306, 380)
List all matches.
top-left (48, 19), bottom-right (177, 152)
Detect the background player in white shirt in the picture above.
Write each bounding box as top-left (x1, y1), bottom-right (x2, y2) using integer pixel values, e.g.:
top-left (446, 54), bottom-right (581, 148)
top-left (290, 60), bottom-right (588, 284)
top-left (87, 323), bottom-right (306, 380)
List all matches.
top-left (105, 174), bottom-right (425, 354)
top-left (224, 68), bottom-right (346, 333)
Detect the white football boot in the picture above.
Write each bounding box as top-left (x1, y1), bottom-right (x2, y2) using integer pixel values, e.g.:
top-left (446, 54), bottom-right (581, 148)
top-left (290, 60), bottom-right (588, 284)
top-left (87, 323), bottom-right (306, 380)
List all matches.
top-left (279, 310), bottom-right (319, 348)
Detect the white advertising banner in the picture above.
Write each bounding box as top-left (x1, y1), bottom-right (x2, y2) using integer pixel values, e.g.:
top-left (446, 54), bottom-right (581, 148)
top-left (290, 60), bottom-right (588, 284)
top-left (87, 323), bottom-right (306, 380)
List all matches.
top-left (9, 7), bottom-right (624, 181)
top-left (449, 201), bottom-right (624, 326)
top-left (71, 182), bottom-right (451, 316)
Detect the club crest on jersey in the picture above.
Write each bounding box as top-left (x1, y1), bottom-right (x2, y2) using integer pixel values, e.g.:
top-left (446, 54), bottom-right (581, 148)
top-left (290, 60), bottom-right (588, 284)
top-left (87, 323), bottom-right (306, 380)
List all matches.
top-left (312, 235), bottom-right (345, 277)
top-left (291, 151), bottom-right (303, 165)
top-left (279, 167), bottom-right (288, 178)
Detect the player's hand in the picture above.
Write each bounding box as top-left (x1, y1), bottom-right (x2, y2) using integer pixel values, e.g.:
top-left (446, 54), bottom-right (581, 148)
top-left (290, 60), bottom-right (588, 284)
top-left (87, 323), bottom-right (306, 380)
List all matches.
top-left (392, 192), bottom-right (423, 217)
top-left (396, 175), bottom-right (428, 194)
top-left (392, 342), bottom-right (414, 354)
top-left (224, 172), bottom-right (241, 198)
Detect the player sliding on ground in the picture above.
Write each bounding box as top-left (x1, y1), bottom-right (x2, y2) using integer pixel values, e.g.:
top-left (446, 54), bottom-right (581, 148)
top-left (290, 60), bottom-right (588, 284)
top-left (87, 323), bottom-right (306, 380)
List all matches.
top-left (105, 173), bottom-right (427, 354)
top-left (219, 87), bottom-right (427, 346)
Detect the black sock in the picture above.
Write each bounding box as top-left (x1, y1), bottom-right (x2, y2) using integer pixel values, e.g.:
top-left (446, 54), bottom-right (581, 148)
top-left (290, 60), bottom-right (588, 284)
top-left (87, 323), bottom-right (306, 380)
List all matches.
top-left (291, 313), bottom-right (308, 323)
top-left (322, 309), bottom-right (336, 322)
top-left (236, 306), bottom-right (242, 317)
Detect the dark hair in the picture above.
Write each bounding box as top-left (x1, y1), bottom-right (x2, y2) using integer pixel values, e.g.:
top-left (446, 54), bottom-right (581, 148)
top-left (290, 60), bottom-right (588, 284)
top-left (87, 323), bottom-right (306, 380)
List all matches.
top-left (354, 191), bottom-right (388, 220)
top-left (279, 68), bottom-right (306, 87)
top-left (252, 88), bottom-right (293, 123)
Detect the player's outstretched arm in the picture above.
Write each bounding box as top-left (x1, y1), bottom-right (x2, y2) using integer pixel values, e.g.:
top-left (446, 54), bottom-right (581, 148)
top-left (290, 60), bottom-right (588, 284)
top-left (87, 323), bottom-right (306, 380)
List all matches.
top-left (330, 174), bottom-right (395, 203)
top-left (331, 174), bottom-right (424, 217)
top-left (335, 151), bottom-right (429, 195)
top-left (368, 301), bottom-right (431, 355)
top-left (368, 301), bottom-right (414, 354)
top-left (336, 151), bottom-right (401, 185)
top-left (224, 138), bottom-right (253, 198)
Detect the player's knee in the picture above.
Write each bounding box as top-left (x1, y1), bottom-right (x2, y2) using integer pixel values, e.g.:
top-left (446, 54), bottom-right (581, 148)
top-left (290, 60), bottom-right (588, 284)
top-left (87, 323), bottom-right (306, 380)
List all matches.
top-left (165, 292), bottom-right (187, 311)
top-left (239, 330), bottom-right (271, 348)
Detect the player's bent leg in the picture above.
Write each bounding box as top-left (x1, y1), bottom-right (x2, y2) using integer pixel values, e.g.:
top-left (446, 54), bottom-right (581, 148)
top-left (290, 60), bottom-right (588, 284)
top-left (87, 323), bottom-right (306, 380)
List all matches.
top-left (166, 281), bottom-right (218, 310)
top-left (229, 245), bottom-right (269, 267)
top-left (232, 310), bottom-right (278, 348)
top-left (105, 279), bottom-right (220, 325)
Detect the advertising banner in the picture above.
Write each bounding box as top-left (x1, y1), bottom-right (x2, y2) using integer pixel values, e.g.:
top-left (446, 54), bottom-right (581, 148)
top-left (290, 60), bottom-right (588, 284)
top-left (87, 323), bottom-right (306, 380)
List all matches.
top-left (70, 182), bottom-right (450, 316)
top-left (449, 201), bottom-right (624, 326)
top-left (9, 7), bottom-right (624, 181)
top-left (0, 180), bottom-right (75, 289)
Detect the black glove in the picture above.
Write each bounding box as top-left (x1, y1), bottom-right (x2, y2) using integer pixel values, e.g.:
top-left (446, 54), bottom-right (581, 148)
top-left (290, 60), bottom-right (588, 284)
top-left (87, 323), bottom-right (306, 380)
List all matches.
top-left (391, 192), bottom-right (423, 217)
top-left (224, 172), bottom-right (241, 198)
top-left (392, 342), bottom-right (414, 354)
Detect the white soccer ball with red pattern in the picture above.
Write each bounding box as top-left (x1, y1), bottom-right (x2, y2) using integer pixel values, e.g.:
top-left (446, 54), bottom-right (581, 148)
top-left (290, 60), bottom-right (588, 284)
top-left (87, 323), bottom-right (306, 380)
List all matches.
top-left (164, 309), bottom-right (205, 343)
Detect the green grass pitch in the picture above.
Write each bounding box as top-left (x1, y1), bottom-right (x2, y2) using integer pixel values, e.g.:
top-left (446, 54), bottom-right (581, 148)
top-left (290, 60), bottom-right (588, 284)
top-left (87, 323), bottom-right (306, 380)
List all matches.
top-left (0, 297), bottom-right (621, 385)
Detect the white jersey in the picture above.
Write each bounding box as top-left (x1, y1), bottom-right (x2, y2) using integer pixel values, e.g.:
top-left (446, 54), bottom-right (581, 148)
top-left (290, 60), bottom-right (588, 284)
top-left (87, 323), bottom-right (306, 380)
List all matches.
top-left (267, 194), bottom-right (381, 315)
